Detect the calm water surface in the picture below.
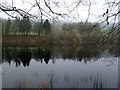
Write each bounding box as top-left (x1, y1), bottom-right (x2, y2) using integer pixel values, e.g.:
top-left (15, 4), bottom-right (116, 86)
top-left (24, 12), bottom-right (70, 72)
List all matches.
top-left (2, 44), bottom-right (119, 88)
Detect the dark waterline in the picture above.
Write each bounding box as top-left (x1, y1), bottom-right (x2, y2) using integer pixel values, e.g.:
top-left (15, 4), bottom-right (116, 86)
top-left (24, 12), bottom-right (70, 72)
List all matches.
top-left (2, 45), bottom-right (119, 88)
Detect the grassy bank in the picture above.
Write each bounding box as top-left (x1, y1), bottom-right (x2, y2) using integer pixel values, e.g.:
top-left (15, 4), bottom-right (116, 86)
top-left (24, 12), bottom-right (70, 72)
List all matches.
top-left (2, 32), bottom-right (82, 46)
top-left (2, 33), bottom-right (118, 47)
top-left (2, 35), bottom-right (101, 46)
top-left (2, 35), bottom-right (51, 46)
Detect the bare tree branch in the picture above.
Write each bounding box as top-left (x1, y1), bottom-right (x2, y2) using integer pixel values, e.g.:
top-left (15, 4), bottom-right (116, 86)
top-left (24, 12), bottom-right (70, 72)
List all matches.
top-left (44, 0), bottom-right (62, 16)
top-left (35, 0), bottom-right (43, 23)
top-left (85, 1), bottom-right (91, 24)
top-left (0, 3), bottom-right (37, 18)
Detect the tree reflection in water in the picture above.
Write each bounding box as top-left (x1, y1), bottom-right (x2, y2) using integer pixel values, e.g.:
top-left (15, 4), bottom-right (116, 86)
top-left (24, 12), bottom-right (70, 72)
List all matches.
top-left (17, 48), bottom-right (32, 67)
top-left (2, 47), bottom-right (51, 66)
top-left (2, 44), bottom-right (118, 88)
top-left (2, 44), bottom-right (119, 67)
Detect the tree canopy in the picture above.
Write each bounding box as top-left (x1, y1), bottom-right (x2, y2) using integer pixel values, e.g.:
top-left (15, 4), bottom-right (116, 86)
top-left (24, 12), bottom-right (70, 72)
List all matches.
top-left (17, 16), bottom-right (31, 35)
top-left (44, 19), bottom-right (51, 34)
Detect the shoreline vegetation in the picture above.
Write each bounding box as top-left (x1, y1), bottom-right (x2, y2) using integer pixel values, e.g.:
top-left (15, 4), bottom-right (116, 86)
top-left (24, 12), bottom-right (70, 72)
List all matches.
top-left (1, 18), bottom-right (119, 46)
top-left (2, 35), bottom-right (81, 46)
top-left (1, 35), bottom-right (103, 46)
top-left (2, 35), bottom-right (119, 47)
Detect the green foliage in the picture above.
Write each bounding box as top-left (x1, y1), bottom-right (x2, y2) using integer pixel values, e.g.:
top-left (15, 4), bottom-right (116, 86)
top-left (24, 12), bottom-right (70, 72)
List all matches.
top-left (1, 17), bottom-right (119, 45)
top-left (50, 29), bottom-right (82, 44)
top-left (38, 22), bottom-right (43, 35)
top-left (25, 17), bottom-right (32, 35)
top-left (15, 16), bottom-right (32, 36)
top-left (61, 22), bottom-right (103, 43)
top-left (33, 21), bottom-right (43, 35)
top-left (5, 18), bottom-right (11, 35)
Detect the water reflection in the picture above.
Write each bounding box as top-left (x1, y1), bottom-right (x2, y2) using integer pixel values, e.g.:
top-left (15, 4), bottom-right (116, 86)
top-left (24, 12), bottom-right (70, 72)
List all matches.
top-left (2, 47), bottom-right (51, 66)
top-left (18, 48), bottom-right (32, 67)
top-left (2, 44), bottom-right (119, 67)
top-left (2, 44), bottom-right (118, 88)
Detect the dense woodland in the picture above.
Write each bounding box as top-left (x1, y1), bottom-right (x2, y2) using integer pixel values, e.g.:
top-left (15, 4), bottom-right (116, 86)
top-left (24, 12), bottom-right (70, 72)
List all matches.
top-left (0, 0), bottom-right (119, 45)
top-left (1, 16), bottom-right (119, 45)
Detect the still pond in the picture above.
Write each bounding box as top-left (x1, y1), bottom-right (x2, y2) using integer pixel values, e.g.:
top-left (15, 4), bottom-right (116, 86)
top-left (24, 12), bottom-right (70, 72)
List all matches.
top-left (2, 44), bottom-right (119, 88)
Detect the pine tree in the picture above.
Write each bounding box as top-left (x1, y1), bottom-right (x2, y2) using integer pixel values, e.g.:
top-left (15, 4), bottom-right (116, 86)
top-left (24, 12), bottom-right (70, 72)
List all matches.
top-left (18, 16), bottom-right (31, 35)
top-left (5, 18), bottom-right (11, 35)
top-left (44, 19), bottom-right (50, 35)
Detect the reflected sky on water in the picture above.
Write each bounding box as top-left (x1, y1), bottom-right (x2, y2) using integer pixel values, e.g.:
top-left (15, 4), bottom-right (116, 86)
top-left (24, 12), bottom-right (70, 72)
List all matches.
top-left (2, 45), bottom-right (119, 88)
